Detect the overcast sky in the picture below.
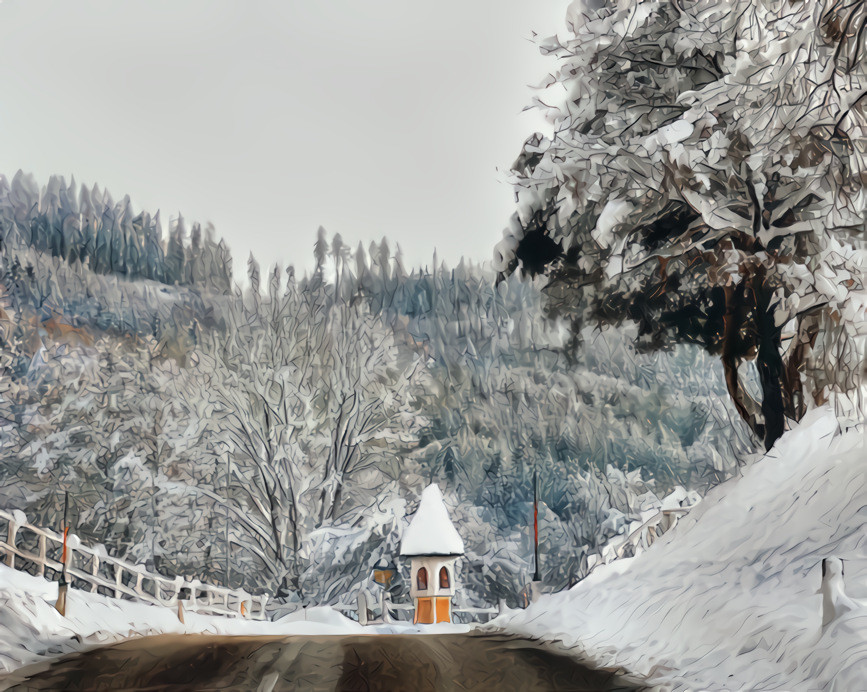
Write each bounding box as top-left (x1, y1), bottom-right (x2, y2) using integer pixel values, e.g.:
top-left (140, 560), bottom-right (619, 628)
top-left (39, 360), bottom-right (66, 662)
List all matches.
top-left (0, 0), bottom-right (566, 272)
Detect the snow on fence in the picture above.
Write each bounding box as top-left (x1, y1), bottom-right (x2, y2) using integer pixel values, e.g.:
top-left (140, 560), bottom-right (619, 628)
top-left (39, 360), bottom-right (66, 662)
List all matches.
top-left (0, 509), bottom-right (268, 620)
top-left (612, 507), bottom-right (690, 560)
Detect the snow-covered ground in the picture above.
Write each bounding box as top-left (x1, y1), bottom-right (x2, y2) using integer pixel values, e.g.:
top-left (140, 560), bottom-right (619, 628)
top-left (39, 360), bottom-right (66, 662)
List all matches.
top-left (4, 407), bottom-right (863, 689)
top-left (0, 565), bottom-right (368, 675)
top-left (0, 561), bottom-right (473, 678)
top-left (489, 406), bottom-right (867, 690)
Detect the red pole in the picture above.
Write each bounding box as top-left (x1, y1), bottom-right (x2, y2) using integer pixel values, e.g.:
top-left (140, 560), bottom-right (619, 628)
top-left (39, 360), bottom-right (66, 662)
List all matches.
top-left (56, 492), bottom-right (69, 616)
top-left (60, 491), bottom-right (69, 583)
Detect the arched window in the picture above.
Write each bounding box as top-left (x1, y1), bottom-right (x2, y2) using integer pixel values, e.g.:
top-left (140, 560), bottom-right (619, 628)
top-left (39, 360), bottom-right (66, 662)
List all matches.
top-left (417, 566), bottom-right (428, 590)
top-left (439, 566), bottom-right (450, 589)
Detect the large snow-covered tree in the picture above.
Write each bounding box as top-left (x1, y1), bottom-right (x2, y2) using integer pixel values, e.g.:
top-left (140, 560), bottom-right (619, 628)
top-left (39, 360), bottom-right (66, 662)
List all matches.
top-left (495, 0), bottom-right (867, 449)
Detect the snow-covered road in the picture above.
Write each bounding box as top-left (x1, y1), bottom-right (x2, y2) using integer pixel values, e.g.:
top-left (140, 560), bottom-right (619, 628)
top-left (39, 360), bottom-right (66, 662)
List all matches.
top-left (1, 632), bottom-right (638, 692)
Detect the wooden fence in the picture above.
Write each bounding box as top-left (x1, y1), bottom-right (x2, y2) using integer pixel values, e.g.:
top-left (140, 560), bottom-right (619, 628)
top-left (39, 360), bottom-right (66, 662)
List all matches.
top-left (612, 507), bottom-right (691, 560)
top-left (0, 509), bottom-right (268, 620)
top-left (337, 590), bottom-right (501, 625)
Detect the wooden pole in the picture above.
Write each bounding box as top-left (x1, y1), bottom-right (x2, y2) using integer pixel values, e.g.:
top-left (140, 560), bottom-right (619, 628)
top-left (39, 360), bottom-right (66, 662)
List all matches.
top-left (225, 450), bottom-right (231, 589)
top-left (55, 491), bottom-right (69, 617)
top-left (533, 468), bottom-right (541, 583)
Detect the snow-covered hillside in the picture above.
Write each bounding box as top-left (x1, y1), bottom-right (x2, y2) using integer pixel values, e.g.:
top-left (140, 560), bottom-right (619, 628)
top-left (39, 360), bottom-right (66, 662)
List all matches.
top-left (490, 407), bottom-right (867, 690)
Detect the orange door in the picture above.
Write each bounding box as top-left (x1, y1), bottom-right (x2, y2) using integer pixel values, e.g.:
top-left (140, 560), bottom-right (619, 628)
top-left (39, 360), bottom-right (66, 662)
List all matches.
top-left (435, 597), bottom-right (450, 623)
top-left (415, 597), bottom-right (433, 624)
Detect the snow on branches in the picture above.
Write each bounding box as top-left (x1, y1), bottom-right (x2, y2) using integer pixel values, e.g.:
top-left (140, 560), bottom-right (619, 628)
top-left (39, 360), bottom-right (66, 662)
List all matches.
top-left (496, 0), bottom-right (867, 448)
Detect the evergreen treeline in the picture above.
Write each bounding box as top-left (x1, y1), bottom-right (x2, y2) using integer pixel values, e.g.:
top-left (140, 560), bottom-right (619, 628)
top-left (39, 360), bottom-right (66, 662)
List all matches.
top-left (0, 171), bottom-right (232, 293)
top-left (0, 174), bottom-right (755, 608)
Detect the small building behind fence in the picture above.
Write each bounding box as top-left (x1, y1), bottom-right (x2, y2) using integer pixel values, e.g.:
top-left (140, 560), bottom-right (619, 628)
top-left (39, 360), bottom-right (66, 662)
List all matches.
top-left (399, 484), bottom-right (464, 624)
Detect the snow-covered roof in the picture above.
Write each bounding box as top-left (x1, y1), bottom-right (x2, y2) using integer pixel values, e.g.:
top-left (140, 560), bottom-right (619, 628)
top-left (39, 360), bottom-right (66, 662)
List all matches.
top-left (400, 484), bottom-right (465, 557)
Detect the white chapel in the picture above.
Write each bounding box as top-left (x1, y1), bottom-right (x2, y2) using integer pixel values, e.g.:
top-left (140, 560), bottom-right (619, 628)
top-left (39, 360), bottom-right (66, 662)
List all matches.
top-left (399, 483), bottom-right (465, 624)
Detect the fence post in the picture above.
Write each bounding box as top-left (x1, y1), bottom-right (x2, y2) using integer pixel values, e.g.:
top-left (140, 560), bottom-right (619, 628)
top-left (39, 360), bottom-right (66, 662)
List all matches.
top-left (134, 572), bottom-right (143, 596)
top-left (6, 520), bottom-right (17, 569)
top-left (66, 540), bottom-right (74, 576)
top-left (172, 575), bottom-right (183, 605)
top-left (37, 533), bottom-right (46, 577)
top-left (357, 592), bottom-right (368, 626)
top-left (89, 554), bottom-right (99, 593)
top-left (380, 589), bottom-right (392, 623)
top-left (189, 580), bottom-right (199, 612)
top-left (114, 564), bottom-right (123, 599)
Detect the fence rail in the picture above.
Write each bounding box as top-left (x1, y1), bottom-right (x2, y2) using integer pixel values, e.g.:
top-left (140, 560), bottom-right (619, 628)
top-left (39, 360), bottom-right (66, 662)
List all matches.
top-left (0, 509), bottom-right (268, 620)
top-left (336, 591), bottom-right (501, 625)
top-left (612, 507), bottom-right (690, 560)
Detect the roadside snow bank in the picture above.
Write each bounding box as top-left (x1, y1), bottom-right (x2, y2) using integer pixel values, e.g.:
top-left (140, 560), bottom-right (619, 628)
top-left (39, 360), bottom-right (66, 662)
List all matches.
top-left (0, 565), bottom-right (361, 674)
top-left (490, 407), bottom-right (867, 690)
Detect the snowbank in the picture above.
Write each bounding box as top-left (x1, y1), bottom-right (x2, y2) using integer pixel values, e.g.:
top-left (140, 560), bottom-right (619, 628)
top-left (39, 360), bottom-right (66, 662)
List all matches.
top-left (0, 565), bottom-right (361, 675)
top-left (490, 407), bottom-right (867, 690)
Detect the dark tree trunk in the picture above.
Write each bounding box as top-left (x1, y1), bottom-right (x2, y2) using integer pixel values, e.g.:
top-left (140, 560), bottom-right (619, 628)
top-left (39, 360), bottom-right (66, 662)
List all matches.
top-left (721, 282), bottom-right (756, 428)
top-left (721, 275), bottom-right (791, 451)
top-left (782, 316), bottom-right (820, 421)
top-left (750, 271), bottom-right (786, 451)
top-left (782, 337), bottom-right (808, 421)
top-left (754, 338), bottom-right (786, 450)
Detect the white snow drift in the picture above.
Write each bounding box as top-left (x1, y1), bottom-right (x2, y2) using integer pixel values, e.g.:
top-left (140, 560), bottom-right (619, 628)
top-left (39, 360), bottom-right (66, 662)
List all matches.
top-left (491, 407), bottom-right (867, 690)
top-left (0, 565), bottom-right (362, 677)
